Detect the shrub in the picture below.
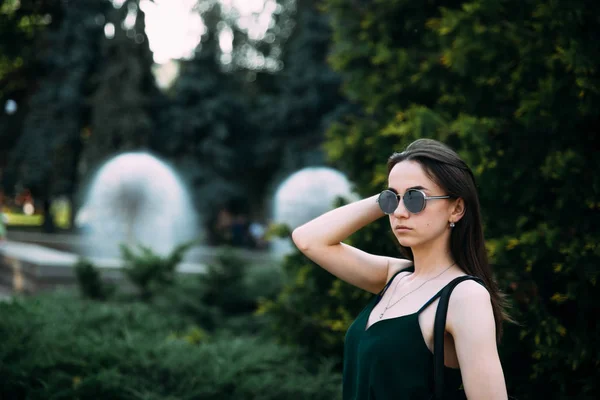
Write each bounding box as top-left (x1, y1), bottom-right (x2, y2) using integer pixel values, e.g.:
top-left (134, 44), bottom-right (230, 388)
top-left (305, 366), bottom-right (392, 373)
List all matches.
top-left (0, 291), bottom-right (342, 399)
top-left (120, 241), bottom-right (194, 300)
top-left (198, 248), bottom-right (252, 314)
top-left (152, 248), bottom-right (284, 335)
top-left (73, 257), bottom-right (115, 300)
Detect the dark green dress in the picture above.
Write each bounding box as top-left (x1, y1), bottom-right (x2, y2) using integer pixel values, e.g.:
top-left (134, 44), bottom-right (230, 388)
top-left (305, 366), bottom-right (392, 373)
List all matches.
top-left (343, 267), bottom-right (466, 400)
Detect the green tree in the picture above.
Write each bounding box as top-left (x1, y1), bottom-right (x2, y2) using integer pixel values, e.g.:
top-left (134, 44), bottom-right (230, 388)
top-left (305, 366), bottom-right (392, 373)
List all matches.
top-left (83, 0), bottom-right (160, 171)
top-left (156, 3), bottom-right (256, 225)
top-left (3, 0), bottom-right (159, 230)
top-left (0, 0), bottom-right (66, 193)
top-left (4, 0), bottom-right (109, 230)
top-left (157, 0), bottom-right (348, 226)
top-left (265, 0), bottom-right (599, 398)
top-left (250, 0), bottom-right (353, 183)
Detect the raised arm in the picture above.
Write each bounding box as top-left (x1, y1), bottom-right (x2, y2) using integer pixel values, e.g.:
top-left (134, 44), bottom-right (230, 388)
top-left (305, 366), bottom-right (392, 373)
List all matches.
top-left (292, 194), bottom-right (410, 294)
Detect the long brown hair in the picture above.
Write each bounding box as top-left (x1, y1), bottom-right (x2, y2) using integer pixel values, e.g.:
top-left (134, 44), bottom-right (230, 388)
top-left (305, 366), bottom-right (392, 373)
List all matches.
top-left (387, 138), bottom-right (511, 341)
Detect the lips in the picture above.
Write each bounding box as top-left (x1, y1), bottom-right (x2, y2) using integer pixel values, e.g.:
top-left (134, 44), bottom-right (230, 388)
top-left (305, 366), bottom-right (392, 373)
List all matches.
top-left (395, 225), bottom-right (412, 230)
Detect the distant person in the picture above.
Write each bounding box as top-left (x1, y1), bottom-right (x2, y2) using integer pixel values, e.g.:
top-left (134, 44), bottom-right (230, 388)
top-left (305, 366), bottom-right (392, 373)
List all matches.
top-left (292, 139), bottom-right (509, 399)
top-left (214, 208), bottom-right (234, 245)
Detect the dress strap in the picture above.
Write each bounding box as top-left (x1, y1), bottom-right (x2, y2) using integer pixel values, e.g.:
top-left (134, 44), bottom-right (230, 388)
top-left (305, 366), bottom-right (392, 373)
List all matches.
top-left (416, 275), bottom-right (485, 314)
top-left (432, 275), bottom-right (485, 399)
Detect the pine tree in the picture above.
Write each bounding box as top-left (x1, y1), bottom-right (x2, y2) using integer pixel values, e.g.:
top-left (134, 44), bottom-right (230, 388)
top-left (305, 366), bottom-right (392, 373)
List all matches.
top-left (83, 0), bottom-right (159, 172)
top-left (249, 0), bottom-right (351, 211)
top-left (157, 3), bottom-right (254, 226)
top-left (5, 0), bottom-right (109, 230)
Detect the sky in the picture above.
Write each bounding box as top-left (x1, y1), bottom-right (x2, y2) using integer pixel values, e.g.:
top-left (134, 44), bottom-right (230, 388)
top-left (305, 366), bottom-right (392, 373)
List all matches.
top-left (108, 0), bottom-right (279, 88)
top-left (136, 0), bottom-right (276, 64)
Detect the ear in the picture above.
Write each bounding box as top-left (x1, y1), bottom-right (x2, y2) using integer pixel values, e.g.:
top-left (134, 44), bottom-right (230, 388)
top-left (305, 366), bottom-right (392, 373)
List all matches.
top-left (449, 197), bottom-right (466, 223)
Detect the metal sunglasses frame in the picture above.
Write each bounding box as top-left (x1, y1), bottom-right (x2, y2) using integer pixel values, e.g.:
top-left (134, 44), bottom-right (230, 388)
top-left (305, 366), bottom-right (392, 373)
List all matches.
top-left (377, 189), bottom-right (451, 215)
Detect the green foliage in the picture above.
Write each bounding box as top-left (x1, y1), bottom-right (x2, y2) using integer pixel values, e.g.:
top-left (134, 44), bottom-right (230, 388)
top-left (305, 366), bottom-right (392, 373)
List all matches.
top-left (2, 0), bottom-right (160, 218)
top-left (265, 221), bottom-right (292, 240)
top-left (222, 261), bottom-right (285, 335)
top-left (0, 0), bottom-right (54, 95)
top-left (131, 247), bottom-right (283, 335)
top-left (259, 250), bottom-right (371, 365)
top-left (120, 241), bottom-right (194, 300)
top-left (262, 0), bottom-right (600, 398)
top-left (242, 258), bottom-right (285, 304)
top-left (260, 199), bottom-right (373, 363)
top-left (4, 0), bottom-right (109, 199)
top-left (250, 0), bottom-right (352, 175)
top-left (155, 0), bottom-right (350, 224)
top-left (148, 273), bottom-right (222, 332)
top-left (74, 258), bottom-right (115, 300)
top-left (2, 0), bottom-right (349, 239)
top-left (198, 248), bottom-right (253, 314)
top-left (0, 292), bottom-right (341, 399)
top-left (155, 6), bottom-right (257, 219)
top-left (84, 0), bottom-right (159, 169)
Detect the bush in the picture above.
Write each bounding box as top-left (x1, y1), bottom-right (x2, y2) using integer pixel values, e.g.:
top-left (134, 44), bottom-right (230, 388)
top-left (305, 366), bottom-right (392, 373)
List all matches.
top-left (151, 248), bottom-right (284, 335)
top-left (74, 258), bottom-right (115, 300)
top-left (258, 205), bottom-right (370, 365)
top-left (149, 274), bottom-right (223, 332)
top-left (198, 248), bottom-right (253, 314)
top-left (258, 250), bottom-right (367, 365)
top-left (0, 291), bottom-right (342, 400)
top-left (120, 241), bottom-right (194, 300)
top-left (243, 258), bottom-right (284, 307)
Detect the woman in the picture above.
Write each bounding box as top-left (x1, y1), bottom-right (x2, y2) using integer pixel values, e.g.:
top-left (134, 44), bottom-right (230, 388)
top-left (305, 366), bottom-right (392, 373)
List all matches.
top-left (292, 139), bottom-right (509, 399)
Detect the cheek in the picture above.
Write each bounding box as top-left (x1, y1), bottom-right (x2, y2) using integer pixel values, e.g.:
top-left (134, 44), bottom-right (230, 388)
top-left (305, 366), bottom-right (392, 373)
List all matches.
top-left (425, 205), bottom-right (449, 225)
top-left (421, 215), bottom-right (446, 232)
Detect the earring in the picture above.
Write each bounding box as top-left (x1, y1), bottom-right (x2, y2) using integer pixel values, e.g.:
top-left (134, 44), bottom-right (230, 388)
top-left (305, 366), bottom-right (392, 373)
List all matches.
top-left (449, 222), bottom-right (455, 228)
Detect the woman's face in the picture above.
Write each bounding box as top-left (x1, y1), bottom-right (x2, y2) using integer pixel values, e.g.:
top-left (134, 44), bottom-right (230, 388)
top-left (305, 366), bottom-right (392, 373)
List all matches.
top-left (387, 160), bottom-right (456, 249)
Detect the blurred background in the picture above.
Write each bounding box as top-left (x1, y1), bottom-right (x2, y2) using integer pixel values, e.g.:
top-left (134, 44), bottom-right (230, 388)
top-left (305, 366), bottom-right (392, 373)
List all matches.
top-left (0, 0), bottom-right (598, 399)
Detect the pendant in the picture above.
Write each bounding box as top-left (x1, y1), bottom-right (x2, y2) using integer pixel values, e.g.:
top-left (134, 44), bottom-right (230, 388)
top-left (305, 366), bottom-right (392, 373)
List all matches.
top-left (379, 312), bottom-right (384, 319)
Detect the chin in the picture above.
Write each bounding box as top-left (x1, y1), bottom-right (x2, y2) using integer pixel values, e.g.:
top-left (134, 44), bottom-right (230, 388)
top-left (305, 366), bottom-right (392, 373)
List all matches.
top-left (395, 236), bottom-right (418, 248)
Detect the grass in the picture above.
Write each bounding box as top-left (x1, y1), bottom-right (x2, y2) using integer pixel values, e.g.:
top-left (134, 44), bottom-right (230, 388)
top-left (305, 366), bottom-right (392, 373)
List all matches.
top-left (3, 212), bottom-right (44, 226)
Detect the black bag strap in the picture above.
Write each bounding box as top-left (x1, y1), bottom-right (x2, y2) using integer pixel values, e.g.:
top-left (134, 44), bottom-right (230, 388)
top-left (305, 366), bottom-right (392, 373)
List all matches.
top-left (433, 275), bottom-right (484, 400)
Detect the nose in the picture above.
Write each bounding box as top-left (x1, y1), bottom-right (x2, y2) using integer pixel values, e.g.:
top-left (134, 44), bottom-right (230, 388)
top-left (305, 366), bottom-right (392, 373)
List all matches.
top-left (392, 197), bottom-right (410, 218)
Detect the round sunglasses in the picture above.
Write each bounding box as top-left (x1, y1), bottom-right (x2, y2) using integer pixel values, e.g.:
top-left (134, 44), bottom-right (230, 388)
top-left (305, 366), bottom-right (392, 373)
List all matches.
top-left (377, 189), bottom-right (451, 215)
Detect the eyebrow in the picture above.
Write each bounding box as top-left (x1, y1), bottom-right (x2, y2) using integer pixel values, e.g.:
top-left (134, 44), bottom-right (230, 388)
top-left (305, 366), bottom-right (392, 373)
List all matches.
top-left (387, 185), bottom-right (429, 192)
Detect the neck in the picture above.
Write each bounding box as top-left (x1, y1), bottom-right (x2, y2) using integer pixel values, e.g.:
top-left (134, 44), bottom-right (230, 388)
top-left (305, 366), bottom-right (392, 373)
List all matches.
top-left (410, 238), bottom-right (454, 278)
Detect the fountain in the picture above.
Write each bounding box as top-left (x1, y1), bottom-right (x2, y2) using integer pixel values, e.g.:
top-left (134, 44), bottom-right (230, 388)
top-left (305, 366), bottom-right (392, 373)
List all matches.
top-left (76, 152), bottom-right (201, 256)
top-left (0, 152), bottom-right (205, 295)
top-left (271, 167), bottom-right (358, 257)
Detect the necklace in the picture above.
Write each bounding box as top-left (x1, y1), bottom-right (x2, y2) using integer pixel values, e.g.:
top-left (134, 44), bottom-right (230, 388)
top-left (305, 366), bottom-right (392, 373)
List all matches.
top-left (379, 262), bottom-right (455, 319)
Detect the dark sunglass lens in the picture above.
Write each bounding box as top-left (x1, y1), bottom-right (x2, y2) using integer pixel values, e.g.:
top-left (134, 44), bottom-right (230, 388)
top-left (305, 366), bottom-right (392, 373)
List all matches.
top-left (378, 190), bottom-right (398, 214)
top-left (404, 190), bottom-right (425, 213)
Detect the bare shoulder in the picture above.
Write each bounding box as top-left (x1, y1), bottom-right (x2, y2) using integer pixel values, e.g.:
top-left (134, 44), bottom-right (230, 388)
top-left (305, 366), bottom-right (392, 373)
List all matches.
top-left (385, 258), bottom-right (413, 282)
top-left (447, 278), bottom-right (494, 336)
top-left (450, 278), bottom-right (490, 303)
